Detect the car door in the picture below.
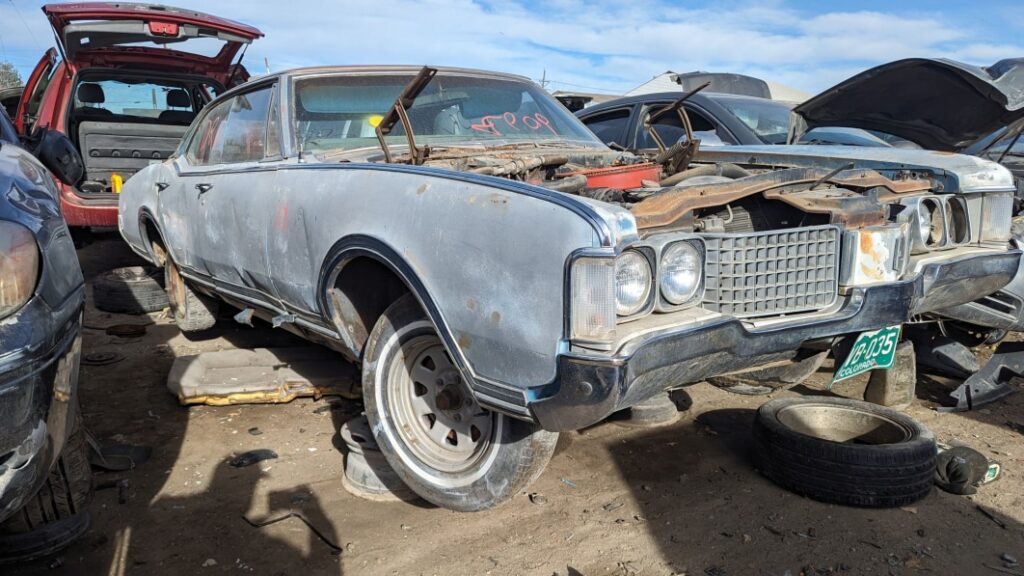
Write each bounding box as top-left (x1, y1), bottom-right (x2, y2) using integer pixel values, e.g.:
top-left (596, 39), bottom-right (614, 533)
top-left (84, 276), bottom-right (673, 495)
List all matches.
top-left (14, 49), bottom-right (57, 135)
top-left (169, 81), bottom-right (279, 301)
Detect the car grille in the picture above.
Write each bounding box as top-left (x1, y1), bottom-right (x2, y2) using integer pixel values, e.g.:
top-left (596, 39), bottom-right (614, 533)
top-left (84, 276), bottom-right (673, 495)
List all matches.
top-left (702, 225), bottom-right (840, 317)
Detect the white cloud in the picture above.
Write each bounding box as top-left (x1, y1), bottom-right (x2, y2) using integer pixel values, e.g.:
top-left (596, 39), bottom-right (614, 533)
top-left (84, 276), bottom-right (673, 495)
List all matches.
top-left (0, 0), bottom-right (1020, 94)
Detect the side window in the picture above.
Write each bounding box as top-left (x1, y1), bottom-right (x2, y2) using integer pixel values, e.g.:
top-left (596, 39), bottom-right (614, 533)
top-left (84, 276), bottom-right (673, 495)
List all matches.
top-left (186, 86), bottom-right (273, 165)
top-left (266, 84), bottom-right (280, 158)
top-left (637, 105), bottom-right (734, 148)
top-left (581, 108), bottom-right (631, 147)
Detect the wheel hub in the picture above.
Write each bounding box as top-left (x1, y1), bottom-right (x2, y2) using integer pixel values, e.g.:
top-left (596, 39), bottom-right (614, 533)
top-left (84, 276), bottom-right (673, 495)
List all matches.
top-left (387, 336), bottom-right (494, 473)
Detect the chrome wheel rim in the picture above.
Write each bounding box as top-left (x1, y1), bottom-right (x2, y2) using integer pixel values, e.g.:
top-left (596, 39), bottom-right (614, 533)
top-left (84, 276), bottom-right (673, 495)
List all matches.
top-left (387, 335), bottom-right (493, 473)
top-left (777, 404), bottom-right (912, 445)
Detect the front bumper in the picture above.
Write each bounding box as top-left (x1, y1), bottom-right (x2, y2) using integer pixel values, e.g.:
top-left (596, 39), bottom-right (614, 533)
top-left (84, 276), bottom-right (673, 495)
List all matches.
top-left (529, 250), bottom-right (1020, 431)
top-left (0, 290), bottom-right (83, 524)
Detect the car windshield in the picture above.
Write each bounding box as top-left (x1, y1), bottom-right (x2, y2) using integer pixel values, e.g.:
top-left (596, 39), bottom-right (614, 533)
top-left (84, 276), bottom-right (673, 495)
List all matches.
top-left (292, 72), bottom-right (605, 154)
top-left (982, 128), bottom-right (1024, 158)
top-left (711, 95), bottom-right (792, 144)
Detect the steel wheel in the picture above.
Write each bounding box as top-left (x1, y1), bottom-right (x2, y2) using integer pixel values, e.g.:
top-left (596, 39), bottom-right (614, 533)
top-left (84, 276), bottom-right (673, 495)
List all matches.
top-left (387, 334), bottom-right (493, 473)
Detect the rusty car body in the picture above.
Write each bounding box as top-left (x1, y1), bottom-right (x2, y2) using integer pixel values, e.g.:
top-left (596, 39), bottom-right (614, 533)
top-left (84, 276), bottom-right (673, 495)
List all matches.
top-left (118, 66), bottom-right (1020, 510)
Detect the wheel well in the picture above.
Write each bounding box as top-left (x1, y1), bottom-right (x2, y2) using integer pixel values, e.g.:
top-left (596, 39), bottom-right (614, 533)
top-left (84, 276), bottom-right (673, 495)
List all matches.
top-left (141, 216), bottom-right (167, 266)
top-left (330, 256), bottom-right (411, 354)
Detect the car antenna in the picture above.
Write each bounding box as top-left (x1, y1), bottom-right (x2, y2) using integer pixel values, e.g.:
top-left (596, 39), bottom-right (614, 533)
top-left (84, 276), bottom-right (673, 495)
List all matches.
top-left (375, 66), bottom-right (437, 165)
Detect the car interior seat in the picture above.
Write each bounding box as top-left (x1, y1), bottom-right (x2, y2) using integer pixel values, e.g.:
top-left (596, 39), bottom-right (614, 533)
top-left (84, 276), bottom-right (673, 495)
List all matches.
top-left (158, 89), bottom-right (196, 125)
top-left (75, 83), bottom-right (113, 117)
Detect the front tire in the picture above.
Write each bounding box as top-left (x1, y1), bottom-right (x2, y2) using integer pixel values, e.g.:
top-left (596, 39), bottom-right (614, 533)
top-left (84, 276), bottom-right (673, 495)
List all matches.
top-left (362, 295), bottom-right (556, 511)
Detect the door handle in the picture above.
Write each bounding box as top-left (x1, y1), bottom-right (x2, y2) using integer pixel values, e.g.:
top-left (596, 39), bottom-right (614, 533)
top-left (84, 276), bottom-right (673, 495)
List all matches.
top-left (195, 183), bottom-right (213, 194)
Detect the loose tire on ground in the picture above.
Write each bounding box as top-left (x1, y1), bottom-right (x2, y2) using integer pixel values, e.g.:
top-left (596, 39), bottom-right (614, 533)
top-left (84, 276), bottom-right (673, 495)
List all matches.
top-left (362, 294), bottom-right (557, 511)
top-left (165, 258), bottom-right (218, 332)
top-left (752, 397), bottom-right (935, 508)
top-left (92, 266), bottom-right (169, 314)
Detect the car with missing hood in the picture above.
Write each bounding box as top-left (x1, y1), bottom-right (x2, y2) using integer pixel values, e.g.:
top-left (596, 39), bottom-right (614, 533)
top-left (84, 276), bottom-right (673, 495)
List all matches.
top-left (13, 2), bottom-right (262, 229)
top-left (0, 107), bottom-right (91, 562)
top-left (119, 65), bottom-right (1020, 511)
top-left (788, 57), bottom-right (1024, 404)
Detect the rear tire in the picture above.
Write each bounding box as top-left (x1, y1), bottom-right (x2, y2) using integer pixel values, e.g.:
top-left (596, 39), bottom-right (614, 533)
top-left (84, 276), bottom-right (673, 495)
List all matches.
top-left (92, 266), bottom-right (169, 314)
top-left (362, 294), bottom-right (556, 511)
top-left (165, 258), bottom-right (218, 332)
top-left (753, 397), bottom-right (935, 508)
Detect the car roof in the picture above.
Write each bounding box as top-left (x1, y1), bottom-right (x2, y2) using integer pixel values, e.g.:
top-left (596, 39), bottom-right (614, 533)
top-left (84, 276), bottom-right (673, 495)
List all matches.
top-left (216, 65), bottom-right (537, 101)
top-left (577, 91), bottom-right (785, 117)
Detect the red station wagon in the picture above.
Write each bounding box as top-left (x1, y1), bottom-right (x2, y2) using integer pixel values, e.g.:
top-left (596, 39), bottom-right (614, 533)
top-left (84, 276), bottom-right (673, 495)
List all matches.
top-left (14, 2), bottom-right (263, 228)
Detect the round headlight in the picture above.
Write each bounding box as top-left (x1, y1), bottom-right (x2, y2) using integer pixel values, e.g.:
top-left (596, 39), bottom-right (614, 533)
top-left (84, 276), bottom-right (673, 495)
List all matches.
top-left (660, 242), bottom-right (701, 304)
top-left (614, 250), bottom-right (652, 316)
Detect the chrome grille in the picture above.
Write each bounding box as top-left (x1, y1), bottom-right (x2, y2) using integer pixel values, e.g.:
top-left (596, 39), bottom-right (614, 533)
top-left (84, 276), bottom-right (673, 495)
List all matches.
top-left (702, 225), bottom-right (840, 317)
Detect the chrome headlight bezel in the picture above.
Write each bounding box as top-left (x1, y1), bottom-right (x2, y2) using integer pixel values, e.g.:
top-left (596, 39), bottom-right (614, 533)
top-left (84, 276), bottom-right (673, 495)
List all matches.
top-left (897, 194), bottom-right (975, 254)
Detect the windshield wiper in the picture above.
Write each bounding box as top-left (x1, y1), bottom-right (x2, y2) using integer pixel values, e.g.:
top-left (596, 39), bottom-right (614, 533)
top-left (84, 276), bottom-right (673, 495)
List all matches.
top-left (375, 66), bottom-right (437, 165)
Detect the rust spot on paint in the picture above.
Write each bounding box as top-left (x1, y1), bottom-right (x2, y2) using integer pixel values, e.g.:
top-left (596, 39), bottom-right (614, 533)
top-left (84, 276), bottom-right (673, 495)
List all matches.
top-left (417, 183), bottom-right (429, 195)
top-left (490, 311), bottom-right (501, 325)
top-left (274, 204), bottom-right (289, 232)
top-left (466, 298), bottom-right (478, 311)
top-left (457, 332), bottom-right (472, 350)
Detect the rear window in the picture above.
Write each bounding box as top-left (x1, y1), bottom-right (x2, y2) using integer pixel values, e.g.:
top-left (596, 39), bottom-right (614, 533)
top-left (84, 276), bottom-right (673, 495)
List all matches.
top-left (74, 79), bottom-right (195, 119)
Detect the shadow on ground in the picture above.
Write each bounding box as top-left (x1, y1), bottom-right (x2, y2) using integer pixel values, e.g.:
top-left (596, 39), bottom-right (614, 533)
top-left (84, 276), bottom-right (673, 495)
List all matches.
top-left (15, 235), bottom-right (349, 575)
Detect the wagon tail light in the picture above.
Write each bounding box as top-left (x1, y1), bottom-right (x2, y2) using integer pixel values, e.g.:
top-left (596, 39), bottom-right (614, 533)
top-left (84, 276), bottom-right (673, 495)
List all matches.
top-left (0, 221), bottom-right (40, 319)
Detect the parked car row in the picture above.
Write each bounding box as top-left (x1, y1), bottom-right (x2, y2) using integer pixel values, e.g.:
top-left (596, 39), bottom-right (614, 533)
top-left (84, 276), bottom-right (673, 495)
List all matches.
top-left (4, 2), bottom-right (1024, 517)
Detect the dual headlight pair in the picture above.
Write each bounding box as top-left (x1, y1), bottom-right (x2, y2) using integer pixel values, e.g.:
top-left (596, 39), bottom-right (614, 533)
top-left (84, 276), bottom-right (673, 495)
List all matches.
top-left (572, 241), bottom-right (702, 343)
top-left (0, 221), bottom-right (39, 320)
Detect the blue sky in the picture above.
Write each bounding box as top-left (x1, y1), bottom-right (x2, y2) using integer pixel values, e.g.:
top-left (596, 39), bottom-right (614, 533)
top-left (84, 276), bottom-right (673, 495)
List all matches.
top-left (1, 0), bottom-right (1022, 95)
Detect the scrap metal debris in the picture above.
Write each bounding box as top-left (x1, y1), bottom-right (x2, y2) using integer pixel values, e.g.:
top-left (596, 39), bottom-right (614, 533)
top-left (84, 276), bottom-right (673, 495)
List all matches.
top-left (944, 341), bottom-right (1024, 412)
top-left (242, 512), bottom-right (341, 554)
top-left (82, 351), bottom-right (124, 366)
top-left (229, 449), bottom-right (278, 468)
top-left (105, 323), bottom-right (149, 337)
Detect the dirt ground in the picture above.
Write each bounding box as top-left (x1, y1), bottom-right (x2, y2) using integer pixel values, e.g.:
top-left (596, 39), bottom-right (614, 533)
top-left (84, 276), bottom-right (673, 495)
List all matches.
top-left (13, 235), bottom-right (1024, 576)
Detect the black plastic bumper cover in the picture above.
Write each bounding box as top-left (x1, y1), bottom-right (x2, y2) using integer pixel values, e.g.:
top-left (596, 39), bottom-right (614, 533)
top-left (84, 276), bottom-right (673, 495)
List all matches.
top-left (0, 292), bottom-right (83, 524)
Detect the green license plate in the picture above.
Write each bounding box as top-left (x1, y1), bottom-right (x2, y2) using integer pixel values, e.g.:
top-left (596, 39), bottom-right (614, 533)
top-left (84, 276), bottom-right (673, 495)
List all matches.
top-left (832, 325), bottom-right (901, 385)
